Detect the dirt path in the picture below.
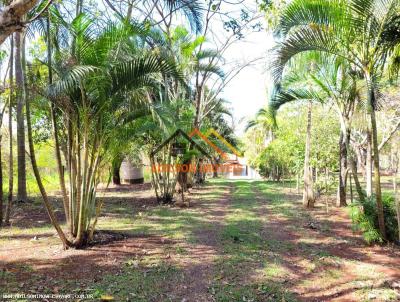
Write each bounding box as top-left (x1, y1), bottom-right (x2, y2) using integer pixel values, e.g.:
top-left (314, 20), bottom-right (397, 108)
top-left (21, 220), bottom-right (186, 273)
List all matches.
top-left (168, 182), bottom-right (234, 302)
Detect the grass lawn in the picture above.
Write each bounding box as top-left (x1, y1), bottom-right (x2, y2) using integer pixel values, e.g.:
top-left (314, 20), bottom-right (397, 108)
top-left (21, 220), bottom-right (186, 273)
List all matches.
top-left (0, 179), bottom-right (399, 301)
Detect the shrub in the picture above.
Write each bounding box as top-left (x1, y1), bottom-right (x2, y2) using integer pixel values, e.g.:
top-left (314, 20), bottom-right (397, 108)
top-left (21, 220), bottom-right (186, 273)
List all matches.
top-left (349, 193), bottom-right (399, 244)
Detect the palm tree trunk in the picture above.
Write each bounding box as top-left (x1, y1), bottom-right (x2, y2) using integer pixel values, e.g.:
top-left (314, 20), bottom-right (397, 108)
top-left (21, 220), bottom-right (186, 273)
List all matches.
top-left (340, 117), bottom-right (365, 202)
top-left (303, 101), bottom-right (315, 208)
top-left (194, 75), bottom-right (202, 129)
top-left (366, 130), bottom-right (373, 197)
top-left (337, 131), bottom-right (347, 207)
top-left (67, 117), bottom-right (75, 234)
top-left (349, 156), bottom-right (365, 202)
top-left (5, 34), bottom-right (14, 225)
top-left (365, 73), bottom-right (385, 237)
top-left (14, 31), bottom-right (27, 202)
top-left (212, 158), bottom-right (219, 178)
top-left (370, 109), bottom-right (386, 238)
top-left (24, 41), bottom-right (69, 249)
top-left (46, 15), bottom-right (69, 223)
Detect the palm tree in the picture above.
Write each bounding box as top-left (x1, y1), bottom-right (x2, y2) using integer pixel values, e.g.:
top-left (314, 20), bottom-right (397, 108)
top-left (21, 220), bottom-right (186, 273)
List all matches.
top-left (151, 25), bottom-right (224, 129)
top-left (27, 14), bottom-right (184, 247)
top-left (246, 107), bottom-right (276, 145)
top-left (309, 56), bottom-right (366, 205)
top-left (269, 82), bottom-right (322, 207)
top-left (270, 0), bottom-right (400, 237)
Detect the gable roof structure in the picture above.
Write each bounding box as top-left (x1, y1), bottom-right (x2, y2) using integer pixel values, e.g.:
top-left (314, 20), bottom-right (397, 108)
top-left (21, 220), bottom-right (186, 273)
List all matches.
top-left (150, 129), bottom-right (212, 159)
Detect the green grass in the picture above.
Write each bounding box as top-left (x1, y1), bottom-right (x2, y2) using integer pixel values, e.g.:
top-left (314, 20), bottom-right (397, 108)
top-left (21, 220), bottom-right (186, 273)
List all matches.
top-left (92, 262), bottom-right (183, 302)
top-left (90, 179), bottom-right (299, 301)
top-left (4, 178), bottom-right (396, 301)
top-left (88, 181), bottom-right (229, 301)
top-left (210, 180), bottom-right (298, 302)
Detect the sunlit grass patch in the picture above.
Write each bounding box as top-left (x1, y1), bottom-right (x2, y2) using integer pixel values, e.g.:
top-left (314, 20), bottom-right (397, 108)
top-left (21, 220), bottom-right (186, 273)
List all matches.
top-left (350, 262), bottom-right (385, 280)
top-left (262, 260), bottom-right (289, 279)
top-left (97, 182), bottom-right (228, 243)
top-left (301, 268), bottom-right (344, 289)
top-left (210, 282), bottom-right (298, 302)
top-left (212, 180), bottom-right (298, 301)
top-left (0, 224), bottom-right (62, 246)
top-left (355, 287), bottom-right (399, 301)
top-left (91, 262), bottom-right (183, 302)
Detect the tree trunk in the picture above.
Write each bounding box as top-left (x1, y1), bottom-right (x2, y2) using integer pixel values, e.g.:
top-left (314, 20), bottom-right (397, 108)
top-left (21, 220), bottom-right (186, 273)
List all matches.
top-left (24, 39), bottom-right (69, 248)
top-left (349, 173), bottom-right (353, 204)
top-left (303, 101), bottom-right (315, 208)
top-left (0, 132), bottom-right (3, 226)
top-left (365, 74), bottom-right (385, 237)
top-left (394, 171), bottom-right (400, 242)
top-left (349, 156), bottom-right (365, 202)
top-left (15, 31), bottom-right (27, 202)
top-left (5, 34), bottom-right (14, 225)
top-left (47, 15), bottom-right (69, 222)
top-left (337, 131), bottom-right (347, 207)
top-left (194, 84), bottom-right (202, 129)
top-left (366, 130), bottom-right (373, 197)
top-left (26, 81), bottom-right (69, 249)
top-left (369, 109), bottom-right (386, 238)
top-left (112, 157), bottom-right (121, 185)
top-left (213, 157), bottom-right (219, 178)
top-left (0, 0), bottom-right (39, 45)
top-left (340, 117), bottom-right (365, 202)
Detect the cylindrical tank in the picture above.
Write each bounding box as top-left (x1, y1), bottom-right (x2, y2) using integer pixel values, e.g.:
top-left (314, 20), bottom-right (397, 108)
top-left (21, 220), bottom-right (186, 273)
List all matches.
top-left (120, 158), bottom-right (144, 184)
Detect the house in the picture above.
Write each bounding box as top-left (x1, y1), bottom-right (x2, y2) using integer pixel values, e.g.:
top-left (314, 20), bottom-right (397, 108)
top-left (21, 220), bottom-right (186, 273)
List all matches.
top-left (220, 153), bottom-right (261, 179)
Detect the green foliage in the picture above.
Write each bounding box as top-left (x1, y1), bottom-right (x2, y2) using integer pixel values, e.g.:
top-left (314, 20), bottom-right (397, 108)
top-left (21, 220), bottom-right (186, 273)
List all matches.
top-left (381, 194), bottom-right (400, 243)
top-left (350, 202), bottom-right (383, 244)
top-left (349, 194), bottom-right (399, 244)
top-left (248, 105), bottom-right (339, 180)
top-left (256, 137), bottom-right (300, 180)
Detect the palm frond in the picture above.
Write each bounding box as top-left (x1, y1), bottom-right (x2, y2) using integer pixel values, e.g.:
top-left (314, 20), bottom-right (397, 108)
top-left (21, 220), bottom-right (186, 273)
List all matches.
top-left (197, 63), bottom-right (224, 78)
top-left (48, 65), bottom-right (99, 97)
top-left (277, 0), bottom-right (347, 36)
top-left (164, 0), bottom-right (204, 33)
top-left (108, 55), bottom-right (184, 95)
top-left (269, 26), bottom-right (351, 82)
top-left (196, 49), bottom-right (220, 61)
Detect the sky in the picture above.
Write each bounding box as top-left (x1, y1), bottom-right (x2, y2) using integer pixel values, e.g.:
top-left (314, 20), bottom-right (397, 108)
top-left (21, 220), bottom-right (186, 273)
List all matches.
top-left (202, 0), bottom-right (276, 136)
top-left (220, 30), bottom-right (275, 135)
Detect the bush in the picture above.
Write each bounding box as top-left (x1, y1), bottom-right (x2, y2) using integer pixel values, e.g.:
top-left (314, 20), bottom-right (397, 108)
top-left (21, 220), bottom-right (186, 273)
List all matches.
top-left (349, 193), bottom-right (399, 244)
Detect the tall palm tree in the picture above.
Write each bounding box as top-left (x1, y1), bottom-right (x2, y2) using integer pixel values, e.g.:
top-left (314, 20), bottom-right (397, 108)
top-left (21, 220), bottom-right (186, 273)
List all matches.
top-left (270, 0), bottom-right (400, 237)
top-left (310, 56), bottom-right (366, 205)
top-left (269, 82), bottom-right (322, 207)
top-left (28, 16), bottom-right (184, 248)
